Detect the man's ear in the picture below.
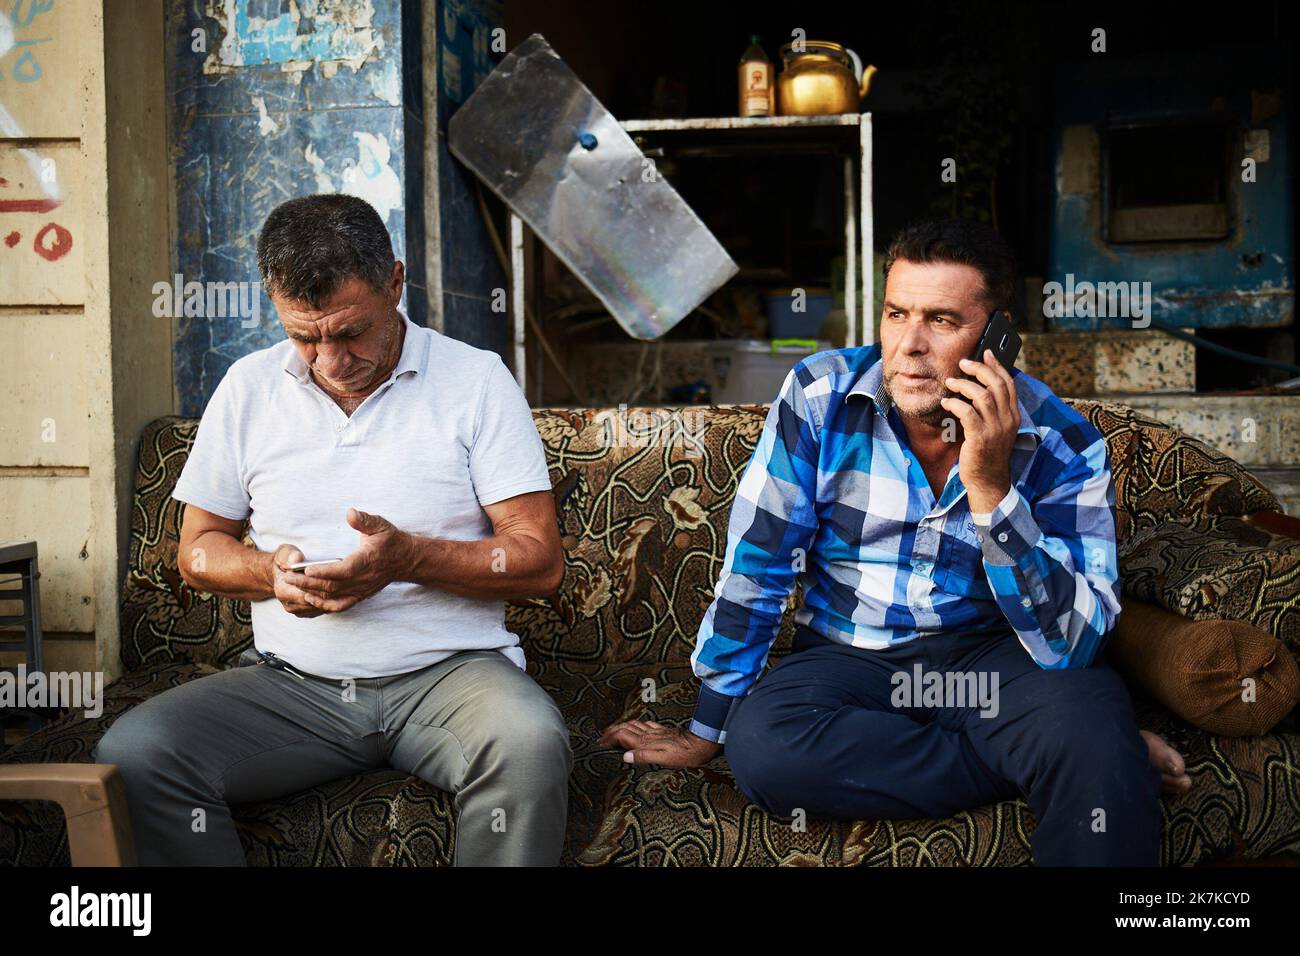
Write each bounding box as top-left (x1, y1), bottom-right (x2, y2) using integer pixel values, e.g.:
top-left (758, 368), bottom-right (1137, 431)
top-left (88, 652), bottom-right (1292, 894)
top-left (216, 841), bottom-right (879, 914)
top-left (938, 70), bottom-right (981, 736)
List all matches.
top-left (389, 261), bottom-right (405, 305)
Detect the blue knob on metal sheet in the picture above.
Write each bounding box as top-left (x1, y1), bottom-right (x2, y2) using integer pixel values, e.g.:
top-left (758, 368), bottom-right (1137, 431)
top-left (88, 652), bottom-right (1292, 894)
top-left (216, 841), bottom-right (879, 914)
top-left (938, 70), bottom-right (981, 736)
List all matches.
top-left (578, 130), bottom-right (598, 150)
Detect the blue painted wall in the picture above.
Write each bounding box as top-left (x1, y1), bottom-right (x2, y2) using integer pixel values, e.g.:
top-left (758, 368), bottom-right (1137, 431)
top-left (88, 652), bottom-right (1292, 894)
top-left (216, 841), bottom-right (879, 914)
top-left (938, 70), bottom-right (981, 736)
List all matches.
top-left (431, 0), bottom-right (507, 355)
top-left (167, 0), bottom-right (505, 415)
top-left (1047, 45), bottom-right (1293, 331)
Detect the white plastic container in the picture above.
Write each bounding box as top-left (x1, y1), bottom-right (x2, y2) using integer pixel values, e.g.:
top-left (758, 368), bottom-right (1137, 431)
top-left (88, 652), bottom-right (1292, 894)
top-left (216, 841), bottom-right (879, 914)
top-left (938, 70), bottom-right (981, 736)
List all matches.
top-left (708, 339), bottom-right (832, 404)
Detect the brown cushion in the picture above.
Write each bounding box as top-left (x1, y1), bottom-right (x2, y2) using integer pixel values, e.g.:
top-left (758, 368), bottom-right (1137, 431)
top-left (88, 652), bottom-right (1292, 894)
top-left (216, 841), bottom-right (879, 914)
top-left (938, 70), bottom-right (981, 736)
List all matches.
top-left (1108, 599), bottom-right (1300, 736)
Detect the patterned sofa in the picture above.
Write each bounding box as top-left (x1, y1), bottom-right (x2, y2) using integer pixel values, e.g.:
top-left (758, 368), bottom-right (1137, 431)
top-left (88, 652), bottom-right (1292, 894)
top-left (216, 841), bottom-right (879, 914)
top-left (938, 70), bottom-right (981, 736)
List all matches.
top-left (3, 400), bottom-right (1299, 866)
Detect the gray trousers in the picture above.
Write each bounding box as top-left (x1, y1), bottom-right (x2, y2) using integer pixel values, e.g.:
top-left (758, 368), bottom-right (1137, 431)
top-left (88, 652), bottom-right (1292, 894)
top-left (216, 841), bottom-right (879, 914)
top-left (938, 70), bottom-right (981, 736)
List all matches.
top-left (93, 648), bottom-right (572, 866)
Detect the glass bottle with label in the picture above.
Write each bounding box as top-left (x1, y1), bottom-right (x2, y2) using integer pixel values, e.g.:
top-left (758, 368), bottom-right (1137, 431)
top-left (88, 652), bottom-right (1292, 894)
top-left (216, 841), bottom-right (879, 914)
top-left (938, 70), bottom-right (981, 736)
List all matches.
top-left (738, 35), bottom-right (773, 117)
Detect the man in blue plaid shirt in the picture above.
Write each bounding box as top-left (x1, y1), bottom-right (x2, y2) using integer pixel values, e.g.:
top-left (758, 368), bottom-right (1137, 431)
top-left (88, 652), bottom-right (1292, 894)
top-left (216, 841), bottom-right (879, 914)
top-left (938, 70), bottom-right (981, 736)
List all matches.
top-left (601, 219), bottom-right (1190, 865)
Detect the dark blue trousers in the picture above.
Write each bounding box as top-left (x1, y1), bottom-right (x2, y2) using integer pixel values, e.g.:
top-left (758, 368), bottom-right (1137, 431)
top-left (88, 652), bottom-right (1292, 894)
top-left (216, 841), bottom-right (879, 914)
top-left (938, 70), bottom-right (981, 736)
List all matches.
top-left (723, 626), bottom-right (1163, 865)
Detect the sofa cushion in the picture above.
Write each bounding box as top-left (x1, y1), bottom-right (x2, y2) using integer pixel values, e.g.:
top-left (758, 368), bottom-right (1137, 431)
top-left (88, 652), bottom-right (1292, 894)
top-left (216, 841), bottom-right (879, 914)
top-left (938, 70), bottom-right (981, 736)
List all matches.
top-left (561, 659), bottom-right (1037, 866)
top-left (1119, 513), bottom-right (1300, 666)
top-left (1108, 599), bottom-right (1300, 736)
top-left (121, 417), bottom-right (253, 672)
top-left (1065, 400), bottom-right (1280, 539)
top-left (556, 656), bottom-right (1300, 866)
top-left (233, 770), bottom-right (456, 866)
top-left (519, 405), bottom-right (778, 672)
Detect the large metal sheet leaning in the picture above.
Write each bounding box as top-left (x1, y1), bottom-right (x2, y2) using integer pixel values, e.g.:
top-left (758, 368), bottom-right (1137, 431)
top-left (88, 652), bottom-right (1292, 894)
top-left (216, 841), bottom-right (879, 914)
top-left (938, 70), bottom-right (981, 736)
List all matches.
top-left (448, 33), bottom-right (739, 340)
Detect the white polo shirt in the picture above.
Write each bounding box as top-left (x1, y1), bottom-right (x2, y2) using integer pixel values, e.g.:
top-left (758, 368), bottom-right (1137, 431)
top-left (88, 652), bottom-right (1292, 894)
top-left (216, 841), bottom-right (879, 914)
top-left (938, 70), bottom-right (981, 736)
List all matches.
top-left (171, 310), bottom-right (553, 679)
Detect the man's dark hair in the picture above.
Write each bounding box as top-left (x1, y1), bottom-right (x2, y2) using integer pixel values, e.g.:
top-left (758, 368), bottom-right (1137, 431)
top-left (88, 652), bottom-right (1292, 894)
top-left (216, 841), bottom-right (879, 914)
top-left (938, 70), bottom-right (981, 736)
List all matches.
top-left (256, 194), bottom-right (395, 307)
top-left (882, 218), bottom-right (1020, 315)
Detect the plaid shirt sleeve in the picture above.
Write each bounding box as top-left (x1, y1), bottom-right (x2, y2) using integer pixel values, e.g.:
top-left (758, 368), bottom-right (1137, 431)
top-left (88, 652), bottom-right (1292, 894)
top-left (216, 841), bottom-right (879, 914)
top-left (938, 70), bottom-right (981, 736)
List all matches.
top-left (688, 367), bottom-right (822, 743)
top-left (972, 433), bottom-right (1121, 670)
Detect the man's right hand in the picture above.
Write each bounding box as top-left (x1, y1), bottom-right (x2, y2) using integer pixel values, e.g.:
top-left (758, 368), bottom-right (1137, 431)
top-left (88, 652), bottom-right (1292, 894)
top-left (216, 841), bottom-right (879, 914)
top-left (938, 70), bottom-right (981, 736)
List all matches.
top-left (597, 720), bottom-right (721, 768)
top-left (270, 544), bottom-right (326, 618)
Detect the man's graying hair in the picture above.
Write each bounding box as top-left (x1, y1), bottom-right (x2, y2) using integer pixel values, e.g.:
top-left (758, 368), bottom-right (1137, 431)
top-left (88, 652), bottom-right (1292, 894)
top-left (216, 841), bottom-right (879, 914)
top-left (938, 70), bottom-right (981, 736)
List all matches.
top-left (882, 218), bottom-right (1020, 315)
top-left (256, 194), bottom-right (395, 307)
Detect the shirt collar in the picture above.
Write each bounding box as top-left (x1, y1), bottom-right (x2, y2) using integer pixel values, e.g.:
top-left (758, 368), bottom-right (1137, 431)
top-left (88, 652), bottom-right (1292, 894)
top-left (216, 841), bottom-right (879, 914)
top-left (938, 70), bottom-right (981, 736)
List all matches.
top-left (847, 352), bottom-right (1040, 444)
top-left (281, 308), bottom-right (425, 385)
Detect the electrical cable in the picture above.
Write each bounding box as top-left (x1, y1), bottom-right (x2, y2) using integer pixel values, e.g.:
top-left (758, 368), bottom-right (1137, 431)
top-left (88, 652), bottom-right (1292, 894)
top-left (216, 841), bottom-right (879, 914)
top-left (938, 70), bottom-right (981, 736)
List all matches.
top-left (1149, 321), bottom-right (1300, 380)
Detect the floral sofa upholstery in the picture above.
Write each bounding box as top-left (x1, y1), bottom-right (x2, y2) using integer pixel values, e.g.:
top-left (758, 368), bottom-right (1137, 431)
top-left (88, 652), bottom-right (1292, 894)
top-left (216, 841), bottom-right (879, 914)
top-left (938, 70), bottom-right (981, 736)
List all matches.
top-left (3, 400), bottom-right (1299, 866)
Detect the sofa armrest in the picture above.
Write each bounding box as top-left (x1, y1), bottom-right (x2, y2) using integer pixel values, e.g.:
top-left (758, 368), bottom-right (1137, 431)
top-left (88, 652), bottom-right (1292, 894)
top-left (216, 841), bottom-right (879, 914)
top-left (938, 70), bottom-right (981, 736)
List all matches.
top-left (1120, 515), bottom-right (1300, 663)
top-left (0, 764), bottom-right (136, 865)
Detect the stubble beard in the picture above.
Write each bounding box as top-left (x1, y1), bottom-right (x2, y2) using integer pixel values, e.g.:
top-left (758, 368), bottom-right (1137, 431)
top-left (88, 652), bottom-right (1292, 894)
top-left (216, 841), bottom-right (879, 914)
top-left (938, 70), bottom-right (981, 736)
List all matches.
top-left (884, 374), bottom-right (956, 429)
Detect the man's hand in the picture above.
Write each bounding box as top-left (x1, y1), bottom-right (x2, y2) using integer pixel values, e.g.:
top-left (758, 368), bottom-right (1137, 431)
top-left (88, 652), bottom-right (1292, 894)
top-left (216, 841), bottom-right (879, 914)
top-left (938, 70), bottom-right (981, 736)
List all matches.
top-left (270, 544), bottom-right (326, 618)
top-left (283, 508), bottom-right (411, 613)
top-left (598, 720), bottom-right (721, 768)
top-left (941, 348), bottom-right (1020, 513)
top-left (1141, 730), bottom-right (1193, 795)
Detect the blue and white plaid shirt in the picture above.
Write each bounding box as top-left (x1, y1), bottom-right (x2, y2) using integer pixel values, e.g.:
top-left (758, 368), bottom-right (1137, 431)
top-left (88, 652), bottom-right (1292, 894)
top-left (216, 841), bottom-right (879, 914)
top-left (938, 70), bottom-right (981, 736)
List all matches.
top-left (689, 344), bottom-right (1122, 743)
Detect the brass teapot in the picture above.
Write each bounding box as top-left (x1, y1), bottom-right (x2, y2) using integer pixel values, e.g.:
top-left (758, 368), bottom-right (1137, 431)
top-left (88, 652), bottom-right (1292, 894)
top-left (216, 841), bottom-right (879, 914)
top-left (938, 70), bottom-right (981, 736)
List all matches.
top-left (777, 40), bottom-right (877, 116)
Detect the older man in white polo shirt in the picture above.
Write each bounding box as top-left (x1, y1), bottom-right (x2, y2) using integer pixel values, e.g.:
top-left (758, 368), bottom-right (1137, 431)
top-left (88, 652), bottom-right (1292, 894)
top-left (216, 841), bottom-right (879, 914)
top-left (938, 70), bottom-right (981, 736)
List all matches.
top-left (95, 194), bottom-right (572, 866)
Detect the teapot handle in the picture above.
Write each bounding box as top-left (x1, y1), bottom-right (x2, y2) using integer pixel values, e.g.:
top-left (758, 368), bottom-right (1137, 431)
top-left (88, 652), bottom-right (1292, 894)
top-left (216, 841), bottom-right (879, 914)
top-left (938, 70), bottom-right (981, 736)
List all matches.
top-left (845, 47), bottom-right (863, 82)
top-left (845, 47), bottom-right (878, 100)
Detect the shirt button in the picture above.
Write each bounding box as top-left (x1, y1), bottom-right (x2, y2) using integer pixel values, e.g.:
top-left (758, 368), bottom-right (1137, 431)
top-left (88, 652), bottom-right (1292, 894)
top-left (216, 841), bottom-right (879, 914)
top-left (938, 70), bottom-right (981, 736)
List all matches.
top-left (997, 532), bottom-right (1009, 543)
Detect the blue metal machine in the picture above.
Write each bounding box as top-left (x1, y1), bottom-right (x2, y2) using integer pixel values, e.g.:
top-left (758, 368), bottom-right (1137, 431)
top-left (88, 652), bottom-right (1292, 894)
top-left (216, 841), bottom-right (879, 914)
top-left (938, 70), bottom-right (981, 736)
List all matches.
top-left (1048, 45), bottom-right (1292, 330)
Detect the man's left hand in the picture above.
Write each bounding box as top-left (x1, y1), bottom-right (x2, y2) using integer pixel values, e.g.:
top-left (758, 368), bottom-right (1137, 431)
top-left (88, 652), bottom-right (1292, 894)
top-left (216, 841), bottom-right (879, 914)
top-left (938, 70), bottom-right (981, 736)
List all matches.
top-left (282, 508), bottom-right (411, 613)
top-left (941, 349), bottom-right (1020, 513)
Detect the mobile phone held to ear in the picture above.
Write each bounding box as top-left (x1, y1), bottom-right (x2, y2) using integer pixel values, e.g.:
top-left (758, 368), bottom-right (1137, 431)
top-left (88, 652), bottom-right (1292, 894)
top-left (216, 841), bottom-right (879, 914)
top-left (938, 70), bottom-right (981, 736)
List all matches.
top-left (970, 309), bottom-right (1021, 372)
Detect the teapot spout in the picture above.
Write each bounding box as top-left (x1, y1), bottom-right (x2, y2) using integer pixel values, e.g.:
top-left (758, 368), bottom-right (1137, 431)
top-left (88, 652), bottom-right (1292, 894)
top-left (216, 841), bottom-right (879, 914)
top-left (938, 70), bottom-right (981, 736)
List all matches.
top-left (859, 64), bottom-right (878, 100)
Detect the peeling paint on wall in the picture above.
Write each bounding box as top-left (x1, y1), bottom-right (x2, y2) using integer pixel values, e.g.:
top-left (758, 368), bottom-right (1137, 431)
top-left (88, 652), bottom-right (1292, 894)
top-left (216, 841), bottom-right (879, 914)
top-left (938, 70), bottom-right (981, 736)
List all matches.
top-left (297, 132), bottom-right (401, 226)
top-left (252, 94), bottom-right (279, 135)
top-left (367, 56), bottom-right (400, 106)
top-left (304, 143), bottom-right (333, 191)
top-left (171, 0), bottom-right (427, 415)
top-left (341, 131), bottom-right (401, 223)
top-left (203, 0), bottom-right (383, 76)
